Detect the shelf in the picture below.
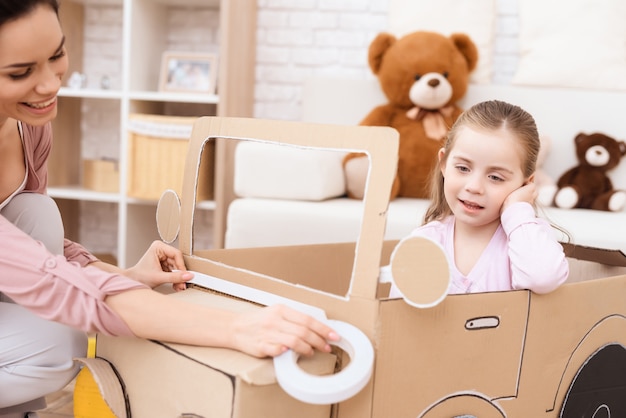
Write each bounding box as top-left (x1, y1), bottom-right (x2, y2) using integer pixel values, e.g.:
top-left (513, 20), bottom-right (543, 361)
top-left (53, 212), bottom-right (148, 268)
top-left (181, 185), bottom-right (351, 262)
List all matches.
top-left (126, 197), bottom-right (217, 210)
top-left (150, 0), bottom-right (220, 7)
top-left (69, 0), bottom-right (123, 5)
top-left (58, 87), bottom-right (123, 100)
top-left (53, 0), bottom-right (256, 267)
top-left (48, 186), bottom-right (217, 209)
top-left (128, 90), bottom-right (219, 104)
top-left (68, 0), bottom-right (218, 4)
top-left (48, 186), bottom-right (121, 203)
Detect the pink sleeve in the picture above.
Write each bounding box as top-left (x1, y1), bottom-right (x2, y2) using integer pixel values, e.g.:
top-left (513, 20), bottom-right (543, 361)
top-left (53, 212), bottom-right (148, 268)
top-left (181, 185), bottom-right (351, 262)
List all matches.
top-left (501, 202), bottom-right (569, 294)
top-left (0, 215), bottom-right (148, 336)
top-left (22, 122), bottom-right (51, 194)
top-left (22, 123), bottom-right (100, 266)
top-left (64, 238), bottom-right (99, 266)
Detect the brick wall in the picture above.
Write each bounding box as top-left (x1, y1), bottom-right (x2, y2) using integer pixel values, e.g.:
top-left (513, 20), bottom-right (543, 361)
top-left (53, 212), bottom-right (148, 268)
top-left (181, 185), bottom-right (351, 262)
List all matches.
top-left (77, 0), bottom-right (521, 256)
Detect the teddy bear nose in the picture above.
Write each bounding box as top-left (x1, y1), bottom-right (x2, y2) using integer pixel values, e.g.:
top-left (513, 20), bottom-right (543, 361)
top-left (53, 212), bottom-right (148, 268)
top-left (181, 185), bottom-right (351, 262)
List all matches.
top-left (428, 79), bottom-right (440, 88)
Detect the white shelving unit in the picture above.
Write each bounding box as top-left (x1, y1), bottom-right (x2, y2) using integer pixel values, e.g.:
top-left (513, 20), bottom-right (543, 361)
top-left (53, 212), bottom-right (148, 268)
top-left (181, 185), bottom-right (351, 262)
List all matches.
top-left (50, 0), bottom-right (256, 267)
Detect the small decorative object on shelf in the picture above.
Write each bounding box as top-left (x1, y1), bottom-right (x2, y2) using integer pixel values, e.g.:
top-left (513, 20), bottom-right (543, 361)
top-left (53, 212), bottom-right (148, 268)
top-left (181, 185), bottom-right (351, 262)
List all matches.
top-left (82, 158), bottom-right (119, 193)
top-left (67, 71), bottom-right (87, 89)
top-left (100, 75), bottom-right (111, 90)
top-left (158, 51), bottom-right (218, 94)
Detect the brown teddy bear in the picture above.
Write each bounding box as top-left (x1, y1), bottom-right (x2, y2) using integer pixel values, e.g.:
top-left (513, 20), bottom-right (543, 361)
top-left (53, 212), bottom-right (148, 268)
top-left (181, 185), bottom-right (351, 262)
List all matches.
top-left (553, 132), bottom-right (626, 212)
top-left (343, 30), bottom-right (478, 199)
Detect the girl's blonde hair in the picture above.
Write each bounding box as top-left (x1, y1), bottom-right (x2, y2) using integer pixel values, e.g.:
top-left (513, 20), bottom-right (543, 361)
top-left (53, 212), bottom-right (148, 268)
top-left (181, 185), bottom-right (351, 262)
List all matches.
top-left (423, 99), bottom-right (540, 224)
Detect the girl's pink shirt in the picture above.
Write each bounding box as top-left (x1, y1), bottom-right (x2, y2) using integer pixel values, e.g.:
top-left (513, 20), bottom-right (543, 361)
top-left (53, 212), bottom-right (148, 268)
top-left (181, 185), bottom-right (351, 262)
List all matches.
top-left (390, 202), bottom-right (569, 296)
top-left (0, 122), bottom-right (148, 336)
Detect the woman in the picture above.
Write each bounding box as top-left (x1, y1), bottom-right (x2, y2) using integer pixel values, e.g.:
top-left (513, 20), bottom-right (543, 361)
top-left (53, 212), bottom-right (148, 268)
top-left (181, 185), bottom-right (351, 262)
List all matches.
top-left (0, 2), bottom-right (337, 416)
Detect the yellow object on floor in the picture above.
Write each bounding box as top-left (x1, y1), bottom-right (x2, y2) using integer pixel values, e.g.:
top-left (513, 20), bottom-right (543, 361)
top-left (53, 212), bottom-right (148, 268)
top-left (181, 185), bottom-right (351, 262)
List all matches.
top-left (87, 334), bottom-right (96, 358)
top-left (73, 335), bottom-right (117, 418)
top-left (73, 367), bottom-right (116, 418)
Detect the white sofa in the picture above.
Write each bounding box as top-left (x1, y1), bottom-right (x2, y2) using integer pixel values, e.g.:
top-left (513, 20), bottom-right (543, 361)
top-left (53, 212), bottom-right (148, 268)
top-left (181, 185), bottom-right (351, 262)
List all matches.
top-left (225, 78), bottom-right (626, 252)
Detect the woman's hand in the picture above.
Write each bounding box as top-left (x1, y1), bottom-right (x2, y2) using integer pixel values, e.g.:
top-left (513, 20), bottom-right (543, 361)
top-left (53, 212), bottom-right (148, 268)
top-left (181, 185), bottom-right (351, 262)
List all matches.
top-left (124, 240), bottom-right (193, 290)
top-left (230, 304), bottom-right (340, 358)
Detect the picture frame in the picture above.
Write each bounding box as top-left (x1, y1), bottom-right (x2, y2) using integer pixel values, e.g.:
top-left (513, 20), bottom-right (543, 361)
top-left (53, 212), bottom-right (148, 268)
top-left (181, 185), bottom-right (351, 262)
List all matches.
top-left (159, 52), bottom-right (218, 94)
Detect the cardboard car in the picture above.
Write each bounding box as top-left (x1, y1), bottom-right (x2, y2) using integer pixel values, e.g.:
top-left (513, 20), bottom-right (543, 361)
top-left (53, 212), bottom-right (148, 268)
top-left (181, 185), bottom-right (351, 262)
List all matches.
top-left (78, 116), bottom-right (626, 418)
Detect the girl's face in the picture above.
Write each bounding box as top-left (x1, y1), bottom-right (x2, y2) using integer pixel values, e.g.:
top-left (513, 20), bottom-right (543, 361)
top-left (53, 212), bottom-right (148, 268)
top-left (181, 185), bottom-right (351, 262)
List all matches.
top-left (0, 5), bottom-right (67, 126)
top-left (439, 126), bottom-right (528, 231)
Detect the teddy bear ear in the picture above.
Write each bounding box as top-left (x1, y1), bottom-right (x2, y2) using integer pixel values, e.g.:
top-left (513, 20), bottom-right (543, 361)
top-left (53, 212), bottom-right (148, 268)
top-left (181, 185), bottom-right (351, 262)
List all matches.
top-left (449, 33), bottom-right (479, 72)
top-left (574, 132), bottom-right (587, 145)
top-left (368, 32), bottom-right (397, 75)
top-left (619, 141), bottom-right (626, 156)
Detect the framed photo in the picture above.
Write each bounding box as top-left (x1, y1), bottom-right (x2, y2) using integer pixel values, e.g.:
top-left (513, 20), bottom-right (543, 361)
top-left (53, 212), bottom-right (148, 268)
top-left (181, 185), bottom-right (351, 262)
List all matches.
top-left (159, 52), bottom-right (217, 94)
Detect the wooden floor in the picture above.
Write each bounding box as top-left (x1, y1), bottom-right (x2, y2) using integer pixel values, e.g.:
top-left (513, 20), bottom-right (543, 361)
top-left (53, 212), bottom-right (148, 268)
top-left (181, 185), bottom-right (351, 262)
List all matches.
top-left (38, 380), bottom-right (75, 418)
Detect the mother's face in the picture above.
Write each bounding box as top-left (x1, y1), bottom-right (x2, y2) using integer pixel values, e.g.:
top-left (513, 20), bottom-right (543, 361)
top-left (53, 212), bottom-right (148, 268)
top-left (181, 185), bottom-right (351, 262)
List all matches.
top-left (0, 4), bottom-right (68, 126)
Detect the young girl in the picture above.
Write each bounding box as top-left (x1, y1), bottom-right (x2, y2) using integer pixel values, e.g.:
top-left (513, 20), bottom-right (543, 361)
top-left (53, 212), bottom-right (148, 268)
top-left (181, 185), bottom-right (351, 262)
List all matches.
top-left (0, 2), bottom-right (337, 416)
top-left (389, 100), bottom-right (568, 296)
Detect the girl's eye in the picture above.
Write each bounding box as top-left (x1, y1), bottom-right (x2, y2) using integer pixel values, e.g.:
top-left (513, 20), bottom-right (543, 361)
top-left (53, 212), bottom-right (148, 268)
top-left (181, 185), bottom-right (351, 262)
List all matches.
top-left (489, 174), bottom-right (504, 182)
top-left (455, 165), bottom-right (470, 173)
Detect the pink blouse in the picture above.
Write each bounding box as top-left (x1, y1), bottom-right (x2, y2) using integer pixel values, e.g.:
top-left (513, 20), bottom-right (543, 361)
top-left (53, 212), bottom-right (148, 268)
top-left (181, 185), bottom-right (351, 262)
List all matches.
top-left (21, 122), bottom-right (97, 265)
top-left (0, 122), bottom-right (147, 336)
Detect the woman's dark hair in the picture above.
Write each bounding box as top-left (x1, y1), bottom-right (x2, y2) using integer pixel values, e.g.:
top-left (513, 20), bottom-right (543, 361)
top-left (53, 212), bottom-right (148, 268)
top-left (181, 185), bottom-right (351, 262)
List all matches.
top-left (0, 0), bottom-right (59, 27)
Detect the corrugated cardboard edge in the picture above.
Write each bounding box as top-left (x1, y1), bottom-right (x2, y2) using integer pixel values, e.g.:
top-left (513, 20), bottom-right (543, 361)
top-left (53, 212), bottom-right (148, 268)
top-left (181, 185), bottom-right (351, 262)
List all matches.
top-left (561, 242), bottom-right (626, 267)
top-left (74, 357), bottom-right (129, 418)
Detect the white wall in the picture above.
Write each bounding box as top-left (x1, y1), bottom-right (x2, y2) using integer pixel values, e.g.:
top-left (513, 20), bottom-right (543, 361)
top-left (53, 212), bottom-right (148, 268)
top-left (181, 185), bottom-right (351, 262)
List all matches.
top-left (254, 0), bottom-right (521, 120)
top-left (75, 0), bottom-right (521, 255)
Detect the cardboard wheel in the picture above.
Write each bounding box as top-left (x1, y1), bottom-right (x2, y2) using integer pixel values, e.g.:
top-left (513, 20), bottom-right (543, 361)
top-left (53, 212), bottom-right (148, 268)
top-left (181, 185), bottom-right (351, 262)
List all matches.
top-left (390, 236), bottom-right (451, 308)
top-left (419, 394), bottom-right (505, 417)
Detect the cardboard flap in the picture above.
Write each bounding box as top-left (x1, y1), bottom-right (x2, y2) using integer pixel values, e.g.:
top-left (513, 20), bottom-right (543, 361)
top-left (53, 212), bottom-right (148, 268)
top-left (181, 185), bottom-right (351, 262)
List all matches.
top-left (162, 288), bottom-right (337, 385)
top-left (180, 117), bottom-right (399, 303)
top-left (562, 242), bottom-right (626, 267)
top-left (74, 357), bottom-right (129, 418)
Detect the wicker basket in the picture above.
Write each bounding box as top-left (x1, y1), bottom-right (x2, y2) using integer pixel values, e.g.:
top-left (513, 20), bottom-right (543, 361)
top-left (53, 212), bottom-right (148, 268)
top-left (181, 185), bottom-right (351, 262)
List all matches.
top-left (126, 114), bottom-right (214, 201)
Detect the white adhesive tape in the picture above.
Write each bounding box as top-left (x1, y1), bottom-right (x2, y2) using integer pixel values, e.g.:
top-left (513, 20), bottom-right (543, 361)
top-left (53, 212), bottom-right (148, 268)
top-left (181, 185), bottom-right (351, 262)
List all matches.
top-left (188, 271), bottom-right (374, 404)
top-left (273, 319), bottom-right (374, 405)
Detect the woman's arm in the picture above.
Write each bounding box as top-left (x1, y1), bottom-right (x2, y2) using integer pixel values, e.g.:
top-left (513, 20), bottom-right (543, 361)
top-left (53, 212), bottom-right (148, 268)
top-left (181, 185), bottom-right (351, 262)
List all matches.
top-left (1, 217), bottom-right (337, 357)
top-left (105, 288), bottom-right (337, 358)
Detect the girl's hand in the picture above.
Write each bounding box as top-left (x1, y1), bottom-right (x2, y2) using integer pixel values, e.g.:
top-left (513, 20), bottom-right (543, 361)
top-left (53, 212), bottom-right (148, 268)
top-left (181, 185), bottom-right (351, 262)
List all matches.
top-left (502, 182), bottom-right (538, 214)
top-left (124, 240), bottom-right (193, 290)
top-left (230, 304), bottom-right (340, 358)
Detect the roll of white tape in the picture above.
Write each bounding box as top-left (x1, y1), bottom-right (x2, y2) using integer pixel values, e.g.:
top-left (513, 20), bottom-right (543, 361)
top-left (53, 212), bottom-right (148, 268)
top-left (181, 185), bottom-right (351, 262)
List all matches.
top-left (273, 319), bottom-right (374, 405)
top-left (187, 271), bottom-right (375, 405)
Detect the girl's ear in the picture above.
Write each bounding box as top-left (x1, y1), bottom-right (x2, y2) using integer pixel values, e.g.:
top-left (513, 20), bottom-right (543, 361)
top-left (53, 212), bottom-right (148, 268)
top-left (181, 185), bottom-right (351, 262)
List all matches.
top-left (527, 172), bottom-right (536, 184)
top-left (438, 148), bottom-right (446, 174)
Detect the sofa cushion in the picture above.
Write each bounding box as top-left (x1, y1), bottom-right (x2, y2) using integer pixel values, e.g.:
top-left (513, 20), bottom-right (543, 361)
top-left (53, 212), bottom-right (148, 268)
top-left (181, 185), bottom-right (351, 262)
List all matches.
top-left (225, 197), bottom-right (428, 248)
top-left (234, 142), bottom-right (347, 201)
top-left (226, 196), bottom-right (626, 254)
top-left (513, 0), bottom-right (626, 91)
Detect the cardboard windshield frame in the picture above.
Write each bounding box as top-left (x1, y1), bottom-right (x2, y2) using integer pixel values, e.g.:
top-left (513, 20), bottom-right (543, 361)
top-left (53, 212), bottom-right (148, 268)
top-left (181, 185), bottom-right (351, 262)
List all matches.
top-left (89, 116), bottom-right (626, 417)
top-left (180, 117), bottom-right (398, 305)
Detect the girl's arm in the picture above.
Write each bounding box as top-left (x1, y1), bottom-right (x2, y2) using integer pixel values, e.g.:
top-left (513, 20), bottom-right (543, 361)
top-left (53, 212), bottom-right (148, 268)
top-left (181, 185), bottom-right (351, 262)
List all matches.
top-left (502, 202), bottom-right (569, 293)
